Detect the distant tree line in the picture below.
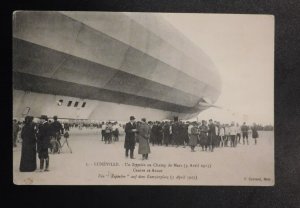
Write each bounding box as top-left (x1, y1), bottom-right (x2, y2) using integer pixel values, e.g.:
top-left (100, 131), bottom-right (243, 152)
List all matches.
top-left (256, 124), bottom-right (274, 131)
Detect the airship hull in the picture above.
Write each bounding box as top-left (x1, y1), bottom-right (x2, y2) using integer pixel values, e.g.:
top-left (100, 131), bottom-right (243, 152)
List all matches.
top-left (13, 11), bottom-right (221, 121)
top-left (14, 89), bottom-right (201, 121)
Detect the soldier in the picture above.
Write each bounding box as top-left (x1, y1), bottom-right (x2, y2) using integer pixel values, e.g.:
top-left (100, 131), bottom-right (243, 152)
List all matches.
top-left (183, 122), bottom-right (189, 148)
top-left (188, 122), bottom-right (199, 152)
top-left (172, 117), bottom-right (181, 148)
top-left (241, 122), bottom-right (249, 145)
top-left (157, 122), bottom-right (163, 146)
top-left (163, 122), bottom-right (170, 146)
top-left (37, 115), bottom-right (51, 171)
top-left (105, 122), bottom-right (113, 144)
top-left (199, 120), bottom-right (209, 151)
top-left (124, 116), bottom-right (137, 159)
top-left (214, 121), bottom-right (220, 148)
top-left (229, 122), bottom-right (237, 147)
top-left (219, 124), bottom-right (226, 147)
top-left (208, 119), bottom-right (216, 152)
top-left (50, 116), bottom-right (64, 147)
top-left (150, 122), bottom-right (158, 146)
top-left (236, 123), bottom-right (241, 144)
top-left (252, 123), bottom-right (259, 145)
top-left (101, 122), bottom-right (106, 141)
top-left (112, 122), bottom-right (119, 142)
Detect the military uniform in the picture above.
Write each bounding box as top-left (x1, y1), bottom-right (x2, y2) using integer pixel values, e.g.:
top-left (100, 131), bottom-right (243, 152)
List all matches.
top-left (163, 123), bottom-right (170, 146)
top-left (199, 125), bottom-right (208, 150)
top-left (172, 122), bottom-right (181, 147)
top-left (208, 122), bottom-right (216, 152)
top-left (189, 125), bottom-right (199, 151)
top-left (241, 124), bottom-right (249, 145)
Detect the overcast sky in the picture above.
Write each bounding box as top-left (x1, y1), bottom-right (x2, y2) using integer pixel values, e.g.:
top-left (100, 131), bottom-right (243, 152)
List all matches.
top-left (161, 13), bottom-right (274, 125)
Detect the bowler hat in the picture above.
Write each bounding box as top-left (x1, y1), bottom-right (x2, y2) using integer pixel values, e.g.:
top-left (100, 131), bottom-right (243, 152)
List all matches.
top-left (130, 116), bottom-right (135, 120)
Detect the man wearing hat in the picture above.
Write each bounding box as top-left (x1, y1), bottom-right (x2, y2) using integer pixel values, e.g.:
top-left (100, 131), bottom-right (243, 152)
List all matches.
top-left (124, 116), bottom-right (137, 159)
top-left (208, 119), bottom-right (216, 152)
top-left (37, 115), bottom-right (51, 171)
top-left (172, 116), bottom-right (181, 147)
top-left (137, 118), bottom-right (151, 160)
top-left (50, 116), bottom-right (64, 148)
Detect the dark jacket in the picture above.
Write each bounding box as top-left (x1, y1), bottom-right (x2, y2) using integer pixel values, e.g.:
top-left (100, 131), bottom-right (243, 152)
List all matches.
top-left (124, 122), bottom-right (137, 149)
top-left (241, 125), bottom-right (249, 133)
top-left (21, 123), bottom-right (36, 145)
top-left (50, 120), bottom-right (63, 136)
top-left (208, 123), bottom-right (216, 137)
top-left (37, 122), bottom-right (51, 150)
top-left (252, 126), bottom-right (259, 138)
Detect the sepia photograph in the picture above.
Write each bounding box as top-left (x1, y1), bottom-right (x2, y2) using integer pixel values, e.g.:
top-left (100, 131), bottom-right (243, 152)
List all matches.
top-left (12, 11), bottom-right (274, 185)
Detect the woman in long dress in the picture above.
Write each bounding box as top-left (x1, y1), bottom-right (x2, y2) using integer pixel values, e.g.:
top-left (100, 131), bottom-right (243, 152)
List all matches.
top-left (137, 118), bottom-right (151, 160)
top-left (19, 116), bottom-right (37, 172)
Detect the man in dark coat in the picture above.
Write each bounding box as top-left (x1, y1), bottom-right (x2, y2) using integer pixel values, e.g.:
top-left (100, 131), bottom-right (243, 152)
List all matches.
top-left (157, 122), bottom-right (163, 146)
top-left (189, 122), bottom-right (199, 152)
top-left (178, 122), bottom-right (185, 146)
top-left (50, 116), bottom-right (64, 146)
top-left (163, 122), bottom-right (170, 146)
top-left (183, 123), bottom-right (189, 147)
top-left (241, 122), bottom-right (249, 145)
top-left (208, 119), bottom-right (216, 152)
top-left (172, 117), bottom-right (181, 147)
top-left (150, 123), bottom-right (158, 146)
top-left (37, 115), bottom-right (51, 171)
top-left (124, 116), bottom-right (137, 159)
top-left (199, 120), bottom-right (209, 151)
top-left (251, 123), bottom-right (259, 145)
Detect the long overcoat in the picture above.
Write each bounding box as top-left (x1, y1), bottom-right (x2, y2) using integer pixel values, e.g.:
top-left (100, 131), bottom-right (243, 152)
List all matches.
top-left (37, 122), bottom-right (51, 150)
top-left (189, 126), bottom-right (199, 146)
top-left (172, 122), bottom-right (181, 145)
top-left (252, 126), bottom-right (259, 138)
top-left (124, 122), bottom-right (137, 149)
top-left (20, 123), bottom-right (37, 172)
top-left (137, 122), bottom-right (151, 154)
top-left (208, 123), bottom-right (216, 146)
top-left (199, 125), bottom-right (208, 146)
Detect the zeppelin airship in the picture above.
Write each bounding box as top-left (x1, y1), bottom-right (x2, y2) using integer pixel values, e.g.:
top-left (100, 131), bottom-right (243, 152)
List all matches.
top-left (13, 11), bottom-right (221, 121)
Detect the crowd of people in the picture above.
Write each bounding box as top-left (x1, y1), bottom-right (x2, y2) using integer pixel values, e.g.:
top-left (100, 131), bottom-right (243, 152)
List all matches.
top-left (123, 116), bottom-right (260, 160)
top-left (14, 115), bottom-right (70, 172)
top-left (14, 114), bottom-right (265, 172)
top-left (100, 122), bottom-right (120, 144)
